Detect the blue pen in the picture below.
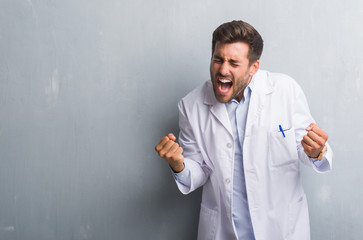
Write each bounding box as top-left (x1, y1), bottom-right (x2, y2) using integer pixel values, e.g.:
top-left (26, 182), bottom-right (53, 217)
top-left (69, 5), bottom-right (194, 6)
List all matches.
top-left (279, 125), bottom-right (285, 138)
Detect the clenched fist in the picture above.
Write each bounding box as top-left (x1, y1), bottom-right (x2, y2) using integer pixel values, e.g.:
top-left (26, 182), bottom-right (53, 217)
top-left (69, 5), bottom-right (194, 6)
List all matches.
top-left (155, 133), bottom-right (185, 172)
top-left (301, 123), bottom-right (328, 159)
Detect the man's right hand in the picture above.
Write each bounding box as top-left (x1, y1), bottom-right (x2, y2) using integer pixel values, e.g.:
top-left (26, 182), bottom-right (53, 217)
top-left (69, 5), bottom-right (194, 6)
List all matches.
top-left (155, 133), bottom-right (185, 173)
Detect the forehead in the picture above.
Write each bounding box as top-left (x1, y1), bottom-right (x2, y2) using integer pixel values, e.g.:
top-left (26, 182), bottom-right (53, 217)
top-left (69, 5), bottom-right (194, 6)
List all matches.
top-left (213, 41), bottom-right (249, 59)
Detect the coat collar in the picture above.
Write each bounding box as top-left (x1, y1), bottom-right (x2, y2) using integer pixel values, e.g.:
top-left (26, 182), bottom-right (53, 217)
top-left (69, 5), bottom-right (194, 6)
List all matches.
top-left (252, 69), bottom-right (273, 96)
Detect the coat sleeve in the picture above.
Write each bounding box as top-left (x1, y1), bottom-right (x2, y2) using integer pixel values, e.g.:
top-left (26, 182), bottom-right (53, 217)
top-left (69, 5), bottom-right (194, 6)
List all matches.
top-left (175, 99), bottom-right (211, 194)
top-left (292, 82), bottom-right (333, 172)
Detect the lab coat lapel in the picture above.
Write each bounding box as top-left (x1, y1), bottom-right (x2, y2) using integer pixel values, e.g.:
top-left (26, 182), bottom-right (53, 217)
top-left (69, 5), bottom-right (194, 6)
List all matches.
top-left (245, 70), bottom-right (273, 134)
top-left (204, 83), bottom-right (233, 137)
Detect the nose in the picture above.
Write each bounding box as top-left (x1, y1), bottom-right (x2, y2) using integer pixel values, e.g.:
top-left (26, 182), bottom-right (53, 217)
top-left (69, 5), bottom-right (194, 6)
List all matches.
top-left (219, 62), bottom-right (229, 76)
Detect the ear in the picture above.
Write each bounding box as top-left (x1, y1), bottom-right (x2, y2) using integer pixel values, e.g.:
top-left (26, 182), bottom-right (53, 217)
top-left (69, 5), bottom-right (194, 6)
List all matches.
top-left (249, 60), bottom-right (260, 76)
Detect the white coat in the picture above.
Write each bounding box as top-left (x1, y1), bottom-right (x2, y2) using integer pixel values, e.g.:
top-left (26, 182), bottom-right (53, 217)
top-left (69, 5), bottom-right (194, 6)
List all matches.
top-left (175, 69), bottom-right (333, 240)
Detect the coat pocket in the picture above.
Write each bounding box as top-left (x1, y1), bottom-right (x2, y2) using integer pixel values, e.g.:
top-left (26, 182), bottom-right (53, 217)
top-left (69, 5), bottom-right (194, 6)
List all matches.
top-left (197, 205), bottom-right (217, 240)
top-left (269, 127), bottom-right (298, 167)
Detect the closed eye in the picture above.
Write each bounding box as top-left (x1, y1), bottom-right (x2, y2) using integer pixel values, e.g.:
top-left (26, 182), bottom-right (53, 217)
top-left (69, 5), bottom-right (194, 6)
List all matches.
top-left (212, 57), bottom-right (223, 63)
top-left (229, 60), bottom-right (240, 67)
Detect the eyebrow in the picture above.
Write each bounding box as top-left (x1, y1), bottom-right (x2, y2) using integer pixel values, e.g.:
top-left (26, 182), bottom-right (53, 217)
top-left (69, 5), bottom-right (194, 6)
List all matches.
top-left (229, 59), bottom-right (240, 64)
top-left (213, 55), bottom-right (223, 60)
top-left (213, 55), bottom-right (241, 64)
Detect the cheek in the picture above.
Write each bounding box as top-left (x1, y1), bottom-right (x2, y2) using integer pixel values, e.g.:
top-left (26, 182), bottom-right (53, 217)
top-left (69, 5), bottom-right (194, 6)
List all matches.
top-left (238, 69), bottom-right (249, 79)
top-left (210, 64), bottom-right (217, 74)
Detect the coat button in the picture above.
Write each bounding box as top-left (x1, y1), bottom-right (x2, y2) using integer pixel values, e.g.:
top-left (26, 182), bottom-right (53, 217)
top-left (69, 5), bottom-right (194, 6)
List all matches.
top-left (226, 143), bottom-right (232, 148)
top-left (225, 178), bottom-right (231, 184)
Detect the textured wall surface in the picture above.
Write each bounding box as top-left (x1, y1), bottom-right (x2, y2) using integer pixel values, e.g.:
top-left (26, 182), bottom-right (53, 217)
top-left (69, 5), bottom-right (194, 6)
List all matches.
top-left (0, 0), bottom-right (362, 239)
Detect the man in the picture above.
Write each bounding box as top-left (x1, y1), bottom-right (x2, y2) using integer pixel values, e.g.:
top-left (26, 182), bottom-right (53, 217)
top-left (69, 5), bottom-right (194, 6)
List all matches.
top-left (155, 20), bottom-right (332, 240)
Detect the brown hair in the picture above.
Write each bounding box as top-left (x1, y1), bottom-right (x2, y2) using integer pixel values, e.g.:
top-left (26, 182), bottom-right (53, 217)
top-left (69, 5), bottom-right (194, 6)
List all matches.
top-left (212, 20), bottom-right (263, 65)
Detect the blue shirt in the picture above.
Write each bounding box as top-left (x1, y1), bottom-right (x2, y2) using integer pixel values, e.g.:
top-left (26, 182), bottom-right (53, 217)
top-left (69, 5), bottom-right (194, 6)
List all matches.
top-left (225, 80), bottom-right (254, 239)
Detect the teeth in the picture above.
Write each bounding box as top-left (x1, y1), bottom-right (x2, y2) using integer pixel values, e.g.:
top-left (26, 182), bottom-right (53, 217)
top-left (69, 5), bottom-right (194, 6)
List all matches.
top-left (219, 79), bottom-right (232, 83)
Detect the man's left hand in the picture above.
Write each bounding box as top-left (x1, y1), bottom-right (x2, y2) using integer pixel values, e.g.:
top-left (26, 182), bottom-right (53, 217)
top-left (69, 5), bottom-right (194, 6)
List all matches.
top-left (301, 123), bottom-right (328, 158)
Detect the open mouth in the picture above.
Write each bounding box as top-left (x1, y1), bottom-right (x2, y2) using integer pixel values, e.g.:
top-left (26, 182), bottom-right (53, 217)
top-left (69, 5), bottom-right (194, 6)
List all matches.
top-left (217, 79), bottom-right (233, 94)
